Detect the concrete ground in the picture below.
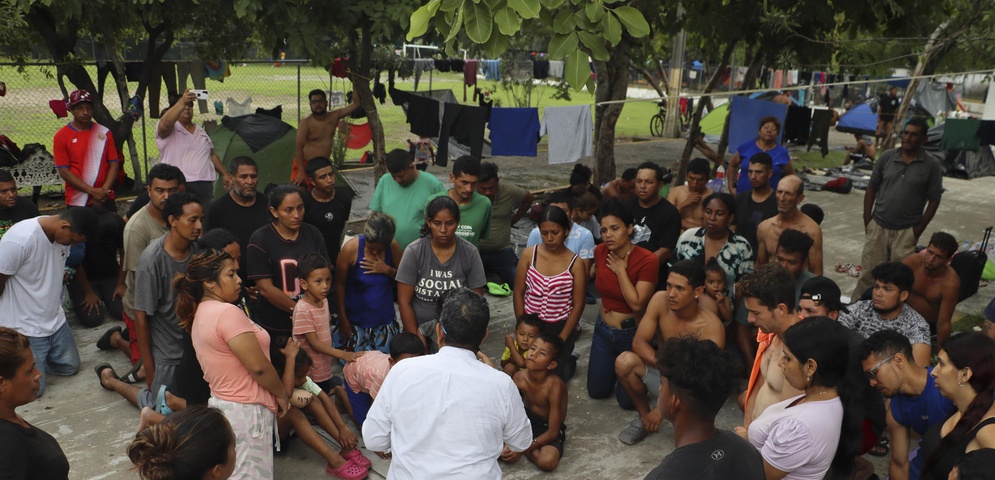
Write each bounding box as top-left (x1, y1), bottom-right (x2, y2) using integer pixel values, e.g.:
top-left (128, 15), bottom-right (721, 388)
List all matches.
top-left (22, 137), bottom-right (995, 479)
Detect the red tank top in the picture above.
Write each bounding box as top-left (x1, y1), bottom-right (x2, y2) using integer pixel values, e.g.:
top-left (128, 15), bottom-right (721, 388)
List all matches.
top-left (524, 247), bottom-right (578, 323)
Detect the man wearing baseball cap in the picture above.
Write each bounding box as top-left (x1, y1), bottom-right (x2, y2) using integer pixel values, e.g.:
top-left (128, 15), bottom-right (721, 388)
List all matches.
top-left (53, 89), bottom-right (120, 211)
top-left (797, 276), bottom-right (847, 320)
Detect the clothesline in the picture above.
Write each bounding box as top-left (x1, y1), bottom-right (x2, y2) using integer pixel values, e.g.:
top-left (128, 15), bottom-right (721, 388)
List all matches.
top-left (594, 68), bottom-right (995, 106)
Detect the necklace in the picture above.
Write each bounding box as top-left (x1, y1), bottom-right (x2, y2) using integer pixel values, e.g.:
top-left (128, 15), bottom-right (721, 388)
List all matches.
top-left (807, 389), bottom-right (835, 398)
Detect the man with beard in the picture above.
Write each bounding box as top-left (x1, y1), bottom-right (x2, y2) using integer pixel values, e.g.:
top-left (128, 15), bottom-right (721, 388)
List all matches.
top-left (205, 156), bottom-right (270, 282)
top-left (755, 175), bottom-right (823, 275)
top-left (733, 152), bottom-right (777, 252)
top-left (292, 88), bottom-right (361, 185)
top-left (859, 330), bottom-right (954, 480)
top-left (902, 231), bottom-right (960, 345)
top-left (839, 262), bottom-right (931, 367)
top-left (615, 260), bottom-right (724, 445)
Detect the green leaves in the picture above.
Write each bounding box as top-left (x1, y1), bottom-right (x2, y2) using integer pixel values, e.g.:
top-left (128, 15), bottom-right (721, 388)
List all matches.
top-left (585, 1), bottom-right (604, 23)
top-left (464, 1), bottom-right (493, 43)
top-left (612, 5), bottom-right (649, 37)
top-left (564, 50), bottom-right (590, 91)
top-left (602, 10), bottom-right (622, 45)
top-left (440, 0), bottom-right (464, 11)
top-left (539, 0), bottom-right (564, 8)
top-left (552, 9), bottom-right (576, 34)
top-left (507, 0), bottom-right (540, 19)
top-left (548, 32), bottom-right (578, 59)
top-left (406, 0), bottom-right (441, 41)
top-left (494, 7), bottom-right (521, 35)
top-left (578, 30), bottom-right (608, 60)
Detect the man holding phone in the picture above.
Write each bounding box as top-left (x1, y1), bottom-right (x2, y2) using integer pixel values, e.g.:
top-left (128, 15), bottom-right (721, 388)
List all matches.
top-left (156, 89), bottom-right (231, 208)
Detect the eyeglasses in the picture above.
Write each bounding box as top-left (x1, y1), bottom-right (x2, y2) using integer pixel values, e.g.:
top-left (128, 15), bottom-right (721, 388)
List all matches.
top-left (864, 353), bottom-right (896, 380)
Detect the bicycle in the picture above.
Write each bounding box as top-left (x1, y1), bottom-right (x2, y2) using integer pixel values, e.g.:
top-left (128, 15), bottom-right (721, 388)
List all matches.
top-left (649, 101), bottom-right (689, 137)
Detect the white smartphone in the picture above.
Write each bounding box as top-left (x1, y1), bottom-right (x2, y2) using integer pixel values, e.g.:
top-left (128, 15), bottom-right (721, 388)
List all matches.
top-left (191, 89), bottom-right (209, 100)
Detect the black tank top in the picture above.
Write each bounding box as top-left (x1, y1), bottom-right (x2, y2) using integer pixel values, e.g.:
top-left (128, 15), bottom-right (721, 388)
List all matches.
top-left (920, 416), bottom-right (995, 479)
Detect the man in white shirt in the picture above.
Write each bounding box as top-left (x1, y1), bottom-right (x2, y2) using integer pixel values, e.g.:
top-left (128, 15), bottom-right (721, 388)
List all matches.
top-left (0, 207), bottom-right (98, 397)
top-left (363, 288), bottom-right (533, 479)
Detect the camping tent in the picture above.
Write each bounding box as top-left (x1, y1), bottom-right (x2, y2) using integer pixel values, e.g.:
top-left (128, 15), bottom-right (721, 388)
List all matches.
top-left (209, 114), bottom-right (297, 197)
top-left (699, 102), bottom-right (728, 143)
top-left (924, 123), bottom-right (995, 179)
top-left (835, 103), bottom-right (878, 136)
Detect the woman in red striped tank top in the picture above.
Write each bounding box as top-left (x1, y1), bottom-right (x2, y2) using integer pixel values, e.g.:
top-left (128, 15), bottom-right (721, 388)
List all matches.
top-left (513, 205), bottom-right (586, 380)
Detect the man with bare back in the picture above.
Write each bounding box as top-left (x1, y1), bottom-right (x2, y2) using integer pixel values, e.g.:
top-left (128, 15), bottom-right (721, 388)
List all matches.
top-left (902, 231), bottom-right (960, 345)
top-left (615, 260), bottom-right (725, 445)
top-left (666, 158), bottom-right (714, 232)
top-left (502, 332), bottom-right (568, 472)
top-left (739, 263), bottom-right (803, 429)
top-left (755, 175), bottom-right (823, 275)
top-left (292, 88), bottom-right (361, 185)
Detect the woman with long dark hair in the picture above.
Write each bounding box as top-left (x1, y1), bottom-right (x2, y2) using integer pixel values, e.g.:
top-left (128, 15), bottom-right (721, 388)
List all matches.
top-left (739, 316), bottom-right (863, 480)
top-left (920, 332), bottom-right (995, 480)
top-left (129, 406), bottom-right (236, 480)
top-left (513, 204), bottom-right (586, 379)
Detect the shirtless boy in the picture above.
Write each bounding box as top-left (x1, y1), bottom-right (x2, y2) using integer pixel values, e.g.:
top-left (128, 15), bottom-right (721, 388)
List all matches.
top-left (502, 333), bottom-right (568, 472)
top-left (666, 158), bottom-right (714, 232)
top-left (755, 175), bottom-right (823, 275)
top-left (293, 88), bottom-right (361, 185)
top-left (902, 231), bottom-right (960, 345)
top-left (615, 260), bottom-right (725, 445)
top-left (600, 167), bottom-right (637, 203)
top-left (739, 263), bottom-right (803, 428)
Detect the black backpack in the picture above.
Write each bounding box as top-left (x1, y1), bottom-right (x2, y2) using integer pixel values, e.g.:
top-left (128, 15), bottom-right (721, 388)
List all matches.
top-left (950, 226), bottom-right (992, 301)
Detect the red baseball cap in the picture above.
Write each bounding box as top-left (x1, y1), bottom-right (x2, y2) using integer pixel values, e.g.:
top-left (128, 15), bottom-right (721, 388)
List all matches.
top-left (67, 89), bottom-right (93, 108)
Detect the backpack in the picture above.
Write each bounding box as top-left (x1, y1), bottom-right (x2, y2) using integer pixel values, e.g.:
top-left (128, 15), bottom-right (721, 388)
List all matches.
top-left (950, 226), bottom-right (993, 301)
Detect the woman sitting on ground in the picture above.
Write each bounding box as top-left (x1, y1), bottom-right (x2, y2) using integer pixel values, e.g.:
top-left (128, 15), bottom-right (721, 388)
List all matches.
top-left (128, 405), bottom-right (236, 480)
top-left (0, 327), bottom-right (69, 480)
top-left (920, 332), bottom-right (995, 480)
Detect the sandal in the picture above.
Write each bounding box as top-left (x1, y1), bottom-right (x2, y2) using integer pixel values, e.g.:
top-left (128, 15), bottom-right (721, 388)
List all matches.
top-left (340, 449), bottom-right (372, 469)
top-left (325, 458), bottom-right (368, 479)
top-left (94, 363), bottom-right (117, 391)
top-left (120, 359), bottom-right (144, 384)
top-left (97, 326), bottom-right (122, 350)
top-left (868, 437), bottom-right (889, 457)
top-left (486, 282), bottom-right (511, 297)
top-left (618, 417), bottom-right (649, 445)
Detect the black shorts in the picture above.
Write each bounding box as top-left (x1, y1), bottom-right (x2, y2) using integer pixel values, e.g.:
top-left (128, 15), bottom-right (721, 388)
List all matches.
top-left (526, 408), bottom-right (566, 455)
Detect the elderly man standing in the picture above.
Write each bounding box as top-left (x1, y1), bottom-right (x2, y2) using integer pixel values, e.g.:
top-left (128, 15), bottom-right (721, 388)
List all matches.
top-left (363, 288), bottom-right (532, 479)
top-left (852, 117), bottom-right (942, 300)
top-left (53, 89), bottom-right (120, 211)
top-left (156, 89), bottom-right (231, 207)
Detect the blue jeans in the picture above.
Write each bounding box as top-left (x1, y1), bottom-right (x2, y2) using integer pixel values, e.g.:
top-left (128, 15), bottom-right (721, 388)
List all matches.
top-left (479, 248), bottom-right (519, 287)
top-left (28, 322), bottom-right (81, 397)
top-left (587, 315), bottom-right (637, 409)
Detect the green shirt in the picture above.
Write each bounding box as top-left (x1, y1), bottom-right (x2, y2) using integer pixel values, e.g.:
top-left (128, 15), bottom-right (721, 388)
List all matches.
top-left (478, 182), bottom-right (528, 252)
top-left (427, 190), bottom-right (492, 247)
top-left (370, 171), bottom-right (445, 250)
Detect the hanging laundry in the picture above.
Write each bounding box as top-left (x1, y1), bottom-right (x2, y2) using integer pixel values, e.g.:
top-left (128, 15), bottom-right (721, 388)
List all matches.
top-left (389, 87), bottom-right (441, 138)
top-left (331, 58), bottom-right (349, 78)
top-left (147, 61), bottom-right (178, 118)
top-left (177, 61), bottom-right (208, 113)
top-left (978, 121), bottom-right (995, 146)
top-left (463, 60), bottom-right (478, 101)
top-left (533, 60), bottom-right (549, 79)
top-left (413, 59), bottom-right (435, 90)
top-left (783, 106), bottom-right (811, 144)
top-left (540, 105), bottom-right (593, 165)
top-left (548, 61), bottom-right (564, 79)
top-left (773, 70), bottom-right (784, 89)
top-left (435, 59), bottom-right (451, 72)
top-left (373, 78), bottom-right (387, 105)
top-left (437, 102), bottom-right (490, 167)
top-left (806, 108), bottom-right (833, 157)
top-left (214, 100), bottom-right (224, 115)
top-left (788, 70), bottom-right (798, 85)
top-left (205, 60), bottom-right (229, 82)
top-left (226, 97), bottom-right (253, 117)
top-left (396, 59), bottom-right (414, 79)
top-left (48, 99), bottom-right (69, 118)
top-left (345, 122), bottom-right (373, 149)
top-left (488, 107), bottom-right (540, 157)
top-left (483, 60), bottom-right (501, 81)
top-left (124, 62), bottom-right (143, 82)
top-left (449, 59), bottom-right (465, 71)
top-left (255, 105), bottom-right (282, 120)
top-left (939, 118), bottom-right (982, 151)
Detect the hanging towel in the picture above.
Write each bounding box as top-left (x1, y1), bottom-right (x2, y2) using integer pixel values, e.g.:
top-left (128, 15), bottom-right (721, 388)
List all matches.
top-left (413, 59), bottom-right (435, 90)
top-left (331, 58), bottom-right (349, 78)
top-left (435, 59), bottom-right (451, 72)
top-left (124, 62), bottom-right (143, 82)
top-left (773, 70), bottom-right (783, 89)
top-left (463, 60), bottom-right (478, 101)
top-left (488, 107), bottom-right (540, 157)
top-left (549, 61), bottom-right (564, 79)
top-left (205, 60), bottom-right (229, 82)
top-left (533, 60), bottom-right (549, 79)
top-left (940, 118), bottom-right (982, 151)
top-left (437, 102), bottom-right (489, 167)
top-left (449, 59), bottom-right (465, 71)
top-left (540, 105), bottom-right (593, 165)
top-left (226, 97), bottom-right (254, 117)
top-left (806, 108), bottom-right (833, 157)
top-left (483, 60), bottom-right (501, 81)
top-left (783, 105), bottom-right (811, 143)
top-left (727, 96), bottom-right (788, 150)
top-left (979, 121), bottom-right (995, 146)
top-left (389, 87), bottom-right (441, 138)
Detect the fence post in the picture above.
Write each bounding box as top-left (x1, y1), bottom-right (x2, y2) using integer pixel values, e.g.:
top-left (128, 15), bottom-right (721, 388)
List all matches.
top-left (297, 63), bottom-right (302, 124)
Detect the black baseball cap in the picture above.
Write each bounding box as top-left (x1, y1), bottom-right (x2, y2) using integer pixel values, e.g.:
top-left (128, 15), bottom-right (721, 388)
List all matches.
top-left (799, 276), bottom-right (846, 314)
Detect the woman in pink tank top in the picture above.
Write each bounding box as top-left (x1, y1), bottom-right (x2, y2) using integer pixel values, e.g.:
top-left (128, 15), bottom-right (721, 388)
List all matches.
top-left (513, 205), bottom-right (586, 380)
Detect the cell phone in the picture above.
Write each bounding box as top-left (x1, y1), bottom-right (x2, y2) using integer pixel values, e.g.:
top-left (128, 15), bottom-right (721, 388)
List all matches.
top-left (192, 89), bottom-right (209, 100)
top-left (620, 318), bottom-right (637, 329)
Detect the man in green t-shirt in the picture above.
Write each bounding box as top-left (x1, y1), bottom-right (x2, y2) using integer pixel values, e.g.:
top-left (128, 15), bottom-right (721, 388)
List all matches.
top-left (427, 156), bottom-right (492, 247)
top-left (476, 162), bottom-right (533, 287)
top-left (370, 149), bottom-right (446, 249)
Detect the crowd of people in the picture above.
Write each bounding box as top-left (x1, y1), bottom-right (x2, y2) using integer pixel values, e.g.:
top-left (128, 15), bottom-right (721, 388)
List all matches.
top-left (1, 88), bottom-right (995, 480)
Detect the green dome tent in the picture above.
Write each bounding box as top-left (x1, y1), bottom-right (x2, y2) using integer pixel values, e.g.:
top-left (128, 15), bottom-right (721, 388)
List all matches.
top-left (209, 114), bottom-right (297, 197)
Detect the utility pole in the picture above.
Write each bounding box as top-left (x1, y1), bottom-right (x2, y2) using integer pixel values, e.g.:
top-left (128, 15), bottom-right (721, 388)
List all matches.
top-left (663, 4), bottom-right (685, 139)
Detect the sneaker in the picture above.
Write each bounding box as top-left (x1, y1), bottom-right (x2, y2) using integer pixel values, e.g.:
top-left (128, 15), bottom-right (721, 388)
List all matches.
top-left (618, 418), bottom-right (649, 445)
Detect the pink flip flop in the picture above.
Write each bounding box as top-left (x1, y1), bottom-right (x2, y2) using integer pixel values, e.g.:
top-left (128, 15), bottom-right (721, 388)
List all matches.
top-left (340, 449), bottom-right (372, 469)
top-left (326, 458), bottom-right (368, 480)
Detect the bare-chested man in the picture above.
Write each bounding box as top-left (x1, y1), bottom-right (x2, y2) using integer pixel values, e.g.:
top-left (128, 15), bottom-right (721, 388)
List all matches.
top-left (755, 175), bottom-right (823, 275)
top-left (739, 263), bottom-right (802, 428)
top-left (902, 231), bottom-right (960, 345)
top-left (292, 88), bottom-right (360, 185)
top-left (615, 260), bottom-right (724, 445)
top-left (600, 167), bottom-right (637, 203)
top-left (666, 158), bottom-right (714, 232)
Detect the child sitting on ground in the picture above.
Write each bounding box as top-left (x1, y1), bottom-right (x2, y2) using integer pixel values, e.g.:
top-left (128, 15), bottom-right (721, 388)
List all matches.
top-left (293, 253), bottom-right (364, 392)
top-left (342, 332), bottom-right (425, 427)
top-left (501, 314), bottom-right (543, 377)
top-left (704, 259), bottom-right (733, 324)
top-left (502, 332), bottom-right (568, 472)
top-left (273, 337), bottom-right (371, 478)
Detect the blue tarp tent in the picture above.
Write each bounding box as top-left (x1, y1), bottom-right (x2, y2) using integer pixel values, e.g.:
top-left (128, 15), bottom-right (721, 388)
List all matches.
top-left (835, 103), bottom-right (878, 136)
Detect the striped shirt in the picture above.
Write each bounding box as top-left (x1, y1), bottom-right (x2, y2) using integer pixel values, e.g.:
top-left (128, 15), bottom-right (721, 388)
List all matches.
top-left (523, 247), bottom-right (578, 323)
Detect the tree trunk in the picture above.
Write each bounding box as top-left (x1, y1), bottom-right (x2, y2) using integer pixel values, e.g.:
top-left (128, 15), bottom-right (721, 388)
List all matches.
top-left (355, 20), bottom-right (388, 185)
top-left (592, 38), bottom-right (631, 186)
top-left (629, 59), bottom-right (667, 97)
top-left (884, 21), bottom-right (948, 150)
top-left (676, 41), bottom-right (736, 184)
